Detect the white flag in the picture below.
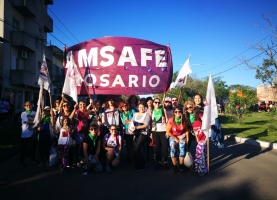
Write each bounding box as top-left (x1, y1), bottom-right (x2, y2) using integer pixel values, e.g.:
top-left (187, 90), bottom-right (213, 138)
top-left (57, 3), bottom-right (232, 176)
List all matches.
top-left (33, 85), bottom-right (45, 128)
top-left (38, 53), bottom-right (51, 92)
top-left (62, 51), bottom-right (84, 103)
top-left (170, 55), bottom-right (192, 89)
top-left (201, 74), bottom-right (218, 136)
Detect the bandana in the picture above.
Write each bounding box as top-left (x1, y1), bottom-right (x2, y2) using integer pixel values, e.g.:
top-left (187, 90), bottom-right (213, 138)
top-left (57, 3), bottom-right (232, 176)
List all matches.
top-left (189, 113), bottom-right (195, 124)
top-left (42, 115), bottom-right (50, 123)
top-left (25, 110), bottom-right (32, 115)
top-left (88, 133), bottom-right (98, 146)
top-left (153, 108), bottom-right (162, 122)
top-left (174, 117), bottom-right (182, 125)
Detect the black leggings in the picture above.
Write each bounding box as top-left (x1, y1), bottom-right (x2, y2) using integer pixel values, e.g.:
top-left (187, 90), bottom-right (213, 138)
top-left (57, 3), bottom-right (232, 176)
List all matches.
top-left (134, 134), bottom-right (148, 169)
top-left (152, 131), bottom-right (168, 162)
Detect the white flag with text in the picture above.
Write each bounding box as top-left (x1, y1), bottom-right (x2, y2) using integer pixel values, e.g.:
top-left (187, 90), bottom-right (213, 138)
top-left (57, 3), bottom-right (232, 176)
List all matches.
top-left (201, 74), bottom-right (218, 136)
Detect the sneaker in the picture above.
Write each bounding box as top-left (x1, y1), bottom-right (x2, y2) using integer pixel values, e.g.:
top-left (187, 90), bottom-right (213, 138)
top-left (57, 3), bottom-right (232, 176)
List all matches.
top-left (217, 143), bottom-right (224, 148)
top-left (172, 165), bottom-right (178, 173)
top-left (163, 163), bottom-right (169, 171)
top-left (82, 165), bottom-right (88, 175)
top-left (106, 165), bottom-right (111, 172)
top-left (37, 162), bottom-right (45, 167)
top-left (178, 164), bottom-right (186, 172)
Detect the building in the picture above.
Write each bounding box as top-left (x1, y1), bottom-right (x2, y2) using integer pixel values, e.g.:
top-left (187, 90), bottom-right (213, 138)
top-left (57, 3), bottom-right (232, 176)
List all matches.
top-left (0, 0), bottom-right (63, 115)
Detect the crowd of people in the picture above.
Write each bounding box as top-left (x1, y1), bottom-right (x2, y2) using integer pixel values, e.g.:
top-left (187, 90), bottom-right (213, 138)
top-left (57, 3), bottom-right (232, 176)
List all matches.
top-left (19, 94), bottom-right (224, 176)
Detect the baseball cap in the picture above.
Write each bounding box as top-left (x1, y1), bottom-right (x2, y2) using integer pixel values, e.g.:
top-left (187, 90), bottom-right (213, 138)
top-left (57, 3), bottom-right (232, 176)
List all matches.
top-left (43, 106), bottom-right (50, 110)
top-left (164, 97), bottom-right (172, 102)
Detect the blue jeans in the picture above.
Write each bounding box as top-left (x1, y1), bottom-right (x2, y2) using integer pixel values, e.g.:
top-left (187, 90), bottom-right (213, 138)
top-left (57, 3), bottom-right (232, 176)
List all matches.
top-left (211, 118), bottom-right (224, 144)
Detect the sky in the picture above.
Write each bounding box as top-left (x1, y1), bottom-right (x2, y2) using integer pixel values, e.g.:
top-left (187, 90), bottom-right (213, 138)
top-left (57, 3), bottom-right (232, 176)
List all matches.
top-left (47, 0), bottom-right (277, 89)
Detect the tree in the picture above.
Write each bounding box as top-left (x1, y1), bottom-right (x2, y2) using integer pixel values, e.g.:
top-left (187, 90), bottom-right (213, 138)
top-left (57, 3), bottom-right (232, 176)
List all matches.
top-left (242, 9), bottom-right (277, 87)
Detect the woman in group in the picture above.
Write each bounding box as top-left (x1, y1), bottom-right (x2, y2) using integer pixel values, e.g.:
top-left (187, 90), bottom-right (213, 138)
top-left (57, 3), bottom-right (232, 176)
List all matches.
top-left (87, 99), bottom-right (103, 129)
top-left (74, 101), bottom-right (90, 165)
top-left (82, 124), bottom-right (102, 175)
top-left (55, 117), bottom-right (74, 173)
top-left (166, 106), bottom-right (189, 173)
top-left (145, 97), bottom-right (154, 161)
top-left (128, 95), bottom-right (138, 112)
top-left (193, 94), bottom-right (224, 148)
top-left (37, 106), bottom-right (52, 167)
top-left (102, 97), bottom-right (121, 136)
top-left (129, 103), bottom-right (151, 171)
top-left (55, 98), bottom-right (76, 167)
top-left (184, 100), bottom-right (207, 176)
top-left (119, 101), bottom-right (135, 162)
top-left (20, 101), bottom-right (37, 167)
top-left (151, 97), bottom-right (168, 170)
top-left (102, 124), bottom-right (122, 172)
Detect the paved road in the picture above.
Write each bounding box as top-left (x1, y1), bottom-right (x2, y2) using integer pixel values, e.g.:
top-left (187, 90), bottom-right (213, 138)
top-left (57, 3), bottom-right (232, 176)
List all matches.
top-left (1, 139), bottom-right (277, 200)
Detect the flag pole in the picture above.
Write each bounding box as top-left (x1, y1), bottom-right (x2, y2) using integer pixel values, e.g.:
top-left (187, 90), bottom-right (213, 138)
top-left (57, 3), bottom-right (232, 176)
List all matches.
top-left (72, 56), bottom-right (99, 119)
top-left (207, 72), bottom-right (212, 175)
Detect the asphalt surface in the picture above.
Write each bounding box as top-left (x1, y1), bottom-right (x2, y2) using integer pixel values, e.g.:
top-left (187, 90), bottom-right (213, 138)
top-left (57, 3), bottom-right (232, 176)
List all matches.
top-left (0, 139), bottom-right (277, 200)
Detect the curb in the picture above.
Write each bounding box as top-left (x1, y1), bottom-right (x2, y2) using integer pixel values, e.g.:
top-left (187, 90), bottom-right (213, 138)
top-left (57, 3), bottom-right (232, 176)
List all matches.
top-left (225, 135), bottom-right (277, 150)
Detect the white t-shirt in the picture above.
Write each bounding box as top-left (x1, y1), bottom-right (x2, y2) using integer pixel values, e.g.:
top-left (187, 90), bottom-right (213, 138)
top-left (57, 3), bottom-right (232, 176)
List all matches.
top-left (104, 108), bottom-right (120, 127)
top-left (21, 110), bottom-right (36, 138)
top-left (104, 134), bottom-right (122, 148)
top-left (58, 127), bottom-right (70, 145)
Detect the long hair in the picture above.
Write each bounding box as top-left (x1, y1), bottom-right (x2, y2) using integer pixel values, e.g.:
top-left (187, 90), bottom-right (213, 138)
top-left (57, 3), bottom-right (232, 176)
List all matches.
top-left (171, 106), bottom-right (185, 130)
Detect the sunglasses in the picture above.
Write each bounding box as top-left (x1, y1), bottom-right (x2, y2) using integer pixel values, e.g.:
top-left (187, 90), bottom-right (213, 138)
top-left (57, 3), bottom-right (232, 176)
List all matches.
top-left (154, 102), bottom-right (160, 104)
top-left (63, 104), bottom-right (69, 107)
top-left (186, 106), bottom-right (193, 110)
top-left (89, 128), bottom-right (97, 131)
top-left (174, 111), bottom-right (182, 114)
top-left (79, 104), bottom-right (86, 106)
top-left (122, 105), bottom-right (127, 108)
top-left (110, 128), bottom-right (117, 131)
top-left (165, 101), bottom-right (171, 103)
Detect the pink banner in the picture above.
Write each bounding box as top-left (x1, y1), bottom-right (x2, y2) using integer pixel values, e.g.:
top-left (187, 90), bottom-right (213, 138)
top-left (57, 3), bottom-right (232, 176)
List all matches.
top-left (65, 36), bottom-right (173, 95)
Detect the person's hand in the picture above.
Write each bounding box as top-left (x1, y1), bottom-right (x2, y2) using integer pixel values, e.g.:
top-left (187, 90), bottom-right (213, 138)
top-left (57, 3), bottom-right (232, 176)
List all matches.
top-left (89, 99), bottom-right (93, 105)
top-left (74, 103), bottom-right (78, 110)
top-left (174, 137), bottom-right (179, 143)
top-left (124, 119), bottom-right (130, 124)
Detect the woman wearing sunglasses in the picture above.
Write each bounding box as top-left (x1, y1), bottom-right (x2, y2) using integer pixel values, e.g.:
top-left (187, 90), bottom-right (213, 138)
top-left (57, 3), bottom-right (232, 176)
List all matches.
top-left (151, 97), bottom-right (169, 170)
top-left (81, 125), bottom-right (103, 175)
top-left (166, 106), bottom-right (189, 173)
top-left (102, 124), bottom-right (122, 172)
top-left (184, 100), bottom-right (207, 176)
top-left (119, 101), bottom-right (135, 163)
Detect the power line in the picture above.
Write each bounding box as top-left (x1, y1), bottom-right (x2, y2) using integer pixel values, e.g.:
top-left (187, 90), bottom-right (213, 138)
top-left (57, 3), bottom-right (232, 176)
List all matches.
top-left (212, 44), bottom-right (277, 77)
top-left (195, 34), bottom-right (272, 74)
top-left (48, 7), bottom-right (80, 44)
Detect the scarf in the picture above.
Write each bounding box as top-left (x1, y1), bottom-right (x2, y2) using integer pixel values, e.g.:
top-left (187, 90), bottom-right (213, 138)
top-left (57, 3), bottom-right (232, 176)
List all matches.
top-left (153, 108), bottom-right (162, 122)
top-left (25, 110), bottom-right (32, 115)
top-left (174, 117), bottom-right (182, 125)
top-left (189, 113), bottom-right (195, 124)
top-left (42, 115), bottom-right (50, 123)
top-left (88, 133), bottom-right (98, 146)
top-left (122, 111), bottom-right (130, 125)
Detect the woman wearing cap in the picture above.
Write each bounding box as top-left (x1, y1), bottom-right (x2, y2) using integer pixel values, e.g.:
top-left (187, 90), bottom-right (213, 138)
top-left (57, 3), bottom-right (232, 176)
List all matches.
top-left (37, 106), bottom-right (52, 167)
top-left (166, 106), bottom-right (189, 173)
top-left (151, 97), bottom-right (169, 170)
top-left (164, 97), bottom-right (173, 118)
top-left (184, 100), bottom-right (207, 176)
